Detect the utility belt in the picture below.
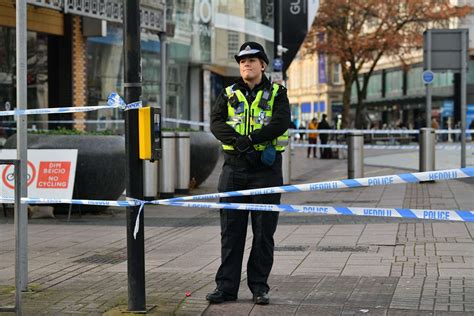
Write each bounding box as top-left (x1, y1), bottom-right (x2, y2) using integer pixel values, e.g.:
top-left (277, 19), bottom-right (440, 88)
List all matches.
top-left (223, 151), bottom-right (282, 170)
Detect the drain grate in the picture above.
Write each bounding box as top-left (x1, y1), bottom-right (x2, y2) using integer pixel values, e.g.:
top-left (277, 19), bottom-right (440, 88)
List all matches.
top-left (316, 246), bottom-right (369, 252)
top-left (274, 245), bottom-right (309, 252)
top-left (73, 254), bottom-right (127, 265)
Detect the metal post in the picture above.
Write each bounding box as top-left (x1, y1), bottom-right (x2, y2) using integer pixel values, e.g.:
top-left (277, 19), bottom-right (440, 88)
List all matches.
top-left (175, 132), bottom-right (190, 194)
top-left (348, 132), bottom-right (364, 179)
top-left (123, 0), bottom-right (145, 311)
top-left (282, 138), bottom-right (291, 185)
top-left (419, 128), bottom-right (436, 172)
top-left (460, 30), bottom-right (467, 168)
top-left (0, 160), bottom-right (20, 314)
top-left (143, 161), bottom-right (158, 200)
top-left (159, 31), bottom-right (167, 128)
top-left (16, 0), bottom-right (29, 307)
top-left (13, 161), bottom-right (23, 315)
top-left (159, 132), bottom-right (176, 198)
top-left (425, 30), bottom-right (432, 128)
top-left (273, 0), bottom-right (280, 59)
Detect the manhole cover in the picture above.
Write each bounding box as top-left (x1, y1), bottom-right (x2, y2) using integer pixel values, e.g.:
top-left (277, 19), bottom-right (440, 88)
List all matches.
top-left (316, 246), bottom-right (369, 252)
top-left (73, 254), bottom-right (126, 265)
top-left (274, 246), bottom-right (309, 252)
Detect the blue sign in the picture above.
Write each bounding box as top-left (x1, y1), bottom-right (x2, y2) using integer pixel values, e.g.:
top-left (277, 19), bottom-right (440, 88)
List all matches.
top-left (423, 70), bottom-right (435, 84)
top-left (273, 58), bottom-right (283, 71)
top-left (442, 100), bottom-right (454, 117)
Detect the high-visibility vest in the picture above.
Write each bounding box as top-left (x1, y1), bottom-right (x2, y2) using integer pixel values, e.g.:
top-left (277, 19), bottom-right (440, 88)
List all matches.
top-left (222, 83), bottom-right (289, 152)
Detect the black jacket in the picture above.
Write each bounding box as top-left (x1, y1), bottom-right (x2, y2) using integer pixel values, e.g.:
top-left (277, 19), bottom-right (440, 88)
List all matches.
top-left (317, 118), bottom-right (331, 142)
top-left (210, 75), bottom-right (290, 151)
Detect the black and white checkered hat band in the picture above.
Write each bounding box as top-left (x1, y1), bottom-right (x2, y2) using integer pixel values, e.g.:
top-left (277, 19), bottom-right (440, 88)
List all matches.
top-left (237, 49), bottom-right (261, 57)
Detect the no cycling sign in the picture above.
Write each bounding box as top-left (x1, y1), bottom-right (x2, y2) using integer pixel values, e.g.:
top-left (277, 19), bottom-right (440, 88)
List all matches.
top-left (0, 149), bottom-right (77, 199)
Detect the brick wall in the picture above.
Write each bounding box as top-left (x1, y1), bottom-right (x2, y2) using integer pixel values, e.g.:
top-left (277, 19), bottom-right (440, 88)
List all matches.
top-left (72, 15), bottom-right (86, 132)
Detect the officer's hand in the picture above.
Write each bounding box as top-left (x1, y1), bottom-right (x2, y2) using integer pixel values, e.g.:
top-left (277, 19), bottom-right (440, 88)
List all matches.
top-left (235, 136), bottom-right (253, 153)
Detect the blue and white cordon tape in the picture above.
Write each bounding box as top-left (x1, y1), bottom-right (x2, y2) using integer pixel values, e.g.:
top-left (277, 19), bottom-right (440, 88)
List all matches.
top-left (292, 129), bottom-right (474, 135)
top-left (1, 167), bottom-right (473, 239)
top-left (291, 143), bottom-right (474, 150)
top-left (156, 201), bottom-right (473, 222)
top-left (161, 167), bottom-right (474, 202)
top-left (0, 92), bottom-right (141, 117)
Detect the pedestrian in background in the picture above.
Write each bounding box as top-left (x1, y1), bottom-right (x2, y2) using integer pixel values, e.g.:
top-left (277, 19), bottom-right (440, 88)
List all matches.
top-left (289, 120), bottom-right (298, 142)
top-left (307, 117), bottom-right (318, 158)
top-left (208, 41), bottom-right (290, 305)
top-left (469, 120), bottom-right (474, 141)
top-left (318, 114), bottom-right (331, 158)
top-left (298, 123), bottom-right (305, 143)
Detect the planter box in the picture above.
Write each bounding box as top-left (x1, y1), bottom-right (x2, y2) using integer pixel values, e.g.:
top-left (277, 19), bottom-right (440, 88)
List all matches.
top-left (5, 134), bottom-right (125, 206)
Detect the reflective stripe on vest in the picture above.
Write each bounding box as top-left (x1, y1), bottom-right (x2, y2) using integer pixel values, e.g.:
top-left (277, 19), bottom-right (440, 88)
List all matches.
top-left (222, 83), bottom-right (288, 152)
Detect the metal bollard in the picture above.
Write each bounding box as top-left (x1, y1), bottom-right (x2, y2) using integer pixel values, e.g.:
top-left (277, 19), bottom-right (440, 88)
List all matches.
top-left (175, 131), bottom-right (191, 194)
top-left (159, 131), bottom-right (176, 198)
top-left (143, 160), bottom-right (158, 200)
top-left (419, 127), bottom-right (436, 172)
top-left (282, 138), bottom-right (291, 184)
top-left (348, 131), bottom-right (364, 179)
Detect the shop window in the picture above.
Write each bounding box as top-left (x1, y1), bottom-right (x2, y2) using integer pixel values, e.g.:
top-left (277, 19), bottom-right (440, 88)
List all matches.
top-left (367, 73), bottom-right (382, 98)
top-left (407, 66), bottom-right (424, 94)
top-left (385, 70), bottom-right (403, 96)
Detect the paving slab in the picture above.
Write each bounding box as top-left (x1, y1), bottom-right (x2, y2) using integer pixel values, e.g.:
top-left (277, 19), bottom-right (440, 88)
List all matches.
top-left (0, 147), bottom-right (473, 315)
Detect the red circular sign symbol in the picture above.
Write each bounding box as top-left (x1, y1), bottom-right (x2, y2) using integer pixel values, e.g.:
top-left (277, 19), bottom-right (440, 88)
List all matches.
top-left (2, 161), bottom-right (36, 189)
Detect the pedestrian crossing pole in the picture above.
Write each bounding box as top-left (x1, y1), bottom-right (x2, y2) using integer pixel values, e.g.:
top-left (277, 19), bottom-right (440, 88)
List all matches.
top-left (123, 0), bottom-right (146, 312)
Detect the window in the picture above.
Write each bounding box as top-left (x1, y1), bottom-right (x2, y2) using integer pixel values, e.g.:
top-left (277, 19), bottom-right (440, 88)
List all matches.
top-left (227, 31), bottom-right (239, 60)
top-left (407, 67), bottom-right (423, 94)
top-left (367, 73), bottom-right (382, 98)
top-left (332, 63), bottom-right (341, 84)
top-left (385, 70), bottom-right (403, 96)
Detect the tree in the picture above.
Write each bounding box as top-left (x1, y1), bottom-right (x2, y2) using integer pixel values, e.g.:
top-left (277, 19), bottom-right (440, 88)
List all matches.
top-left (305, 0), bottom-right (471, 128)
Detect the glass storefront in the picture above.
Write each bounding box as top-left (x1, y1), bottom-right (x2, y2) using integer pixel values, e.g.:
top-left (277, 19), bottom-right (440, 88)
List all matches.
top-left (0, 27), bottom-right (49, 137)
top-left (85, 23), bottom-right (191, 133)
top-left (1, 1), bottom-right (276, 137)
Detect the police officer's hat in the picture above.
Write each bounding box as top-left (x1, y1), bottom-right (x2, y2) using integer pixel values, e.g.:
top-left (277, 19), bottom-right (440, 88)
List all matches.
top-left (234, 41), bottom-right (269, 65)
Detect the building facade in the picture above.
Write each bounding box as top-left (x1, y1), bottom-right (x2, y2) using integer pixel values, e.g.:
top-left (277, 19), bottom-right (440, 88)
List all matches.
top-left (286, 46), bottom-right (344, 128)
top-left (288, 1), bottom-right (474, 131)
top-left (0, 0), bottom-right (276, 137)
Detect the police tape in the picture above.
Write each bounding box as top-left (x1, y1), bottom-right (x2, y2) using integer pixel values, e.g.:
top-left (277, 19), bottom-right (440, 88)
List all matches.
top-left (292, 143), bottom-right (347, 149)
top-left (291, 143), bottom-right (474, 150)
top-left (291, 129), bottom-right (474, 134)
top-left (155, 200), bottom-right (474, 222)
top-left (2, 167), bottom-right (474, 239)
top-left (0, 92), bottom-right (141, 117)
top-left (0, 197), bottom-right (141, 207)
top-left (162, 167), bottom-right (474, 202)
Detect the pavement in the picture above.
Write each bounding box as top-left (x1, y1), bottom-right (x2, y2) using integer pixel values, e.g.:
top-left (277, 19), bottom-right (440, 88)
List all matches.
top-left (0, 144), bottom-right (473, 315)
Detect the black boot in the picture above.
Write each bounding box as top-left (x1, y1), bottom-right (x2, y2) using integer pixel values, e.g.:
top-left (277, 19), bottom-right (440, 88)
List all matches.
top-left (206, 289), bottom-right (237, 304)
top-left (253, 292), bottom-right (270, 305)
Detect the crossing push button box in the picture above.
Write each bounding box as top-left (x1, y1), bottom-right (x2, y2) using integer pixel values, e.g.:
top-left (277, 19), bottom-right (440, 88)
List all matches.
top-left (139, 106), bottom-right (161, 161)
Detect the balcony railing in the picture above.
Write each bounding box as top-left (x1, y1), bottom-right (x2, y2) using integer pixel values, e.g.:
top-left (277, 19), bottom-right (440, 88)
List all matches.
top-left (27, 0), bottom-right (165, 32)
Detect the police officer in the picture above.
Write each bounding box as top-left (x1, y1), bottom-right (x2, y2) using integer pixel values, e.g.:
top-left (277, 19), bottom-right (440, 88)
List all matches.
top-left (207, 42), bottom-right (290, 305)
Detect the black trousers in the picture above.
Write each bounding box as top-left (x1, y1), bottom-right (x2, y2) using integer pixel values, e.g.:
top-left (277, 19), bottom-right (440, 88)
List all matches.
top-left (308, 138), bottom-right (317, 157)
top-left (320, 136), bottom-right (329, 158)
top-left (215, 152), bottom-right (282, 297)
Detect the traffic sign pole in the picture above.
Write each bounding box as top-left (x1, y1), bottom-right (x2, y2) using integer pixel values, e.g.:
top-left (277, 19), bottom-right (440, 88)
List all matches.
top-left (461, 30), bottom-right (467, 168)
top-left (425, 31), bottom-right (432, 129)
